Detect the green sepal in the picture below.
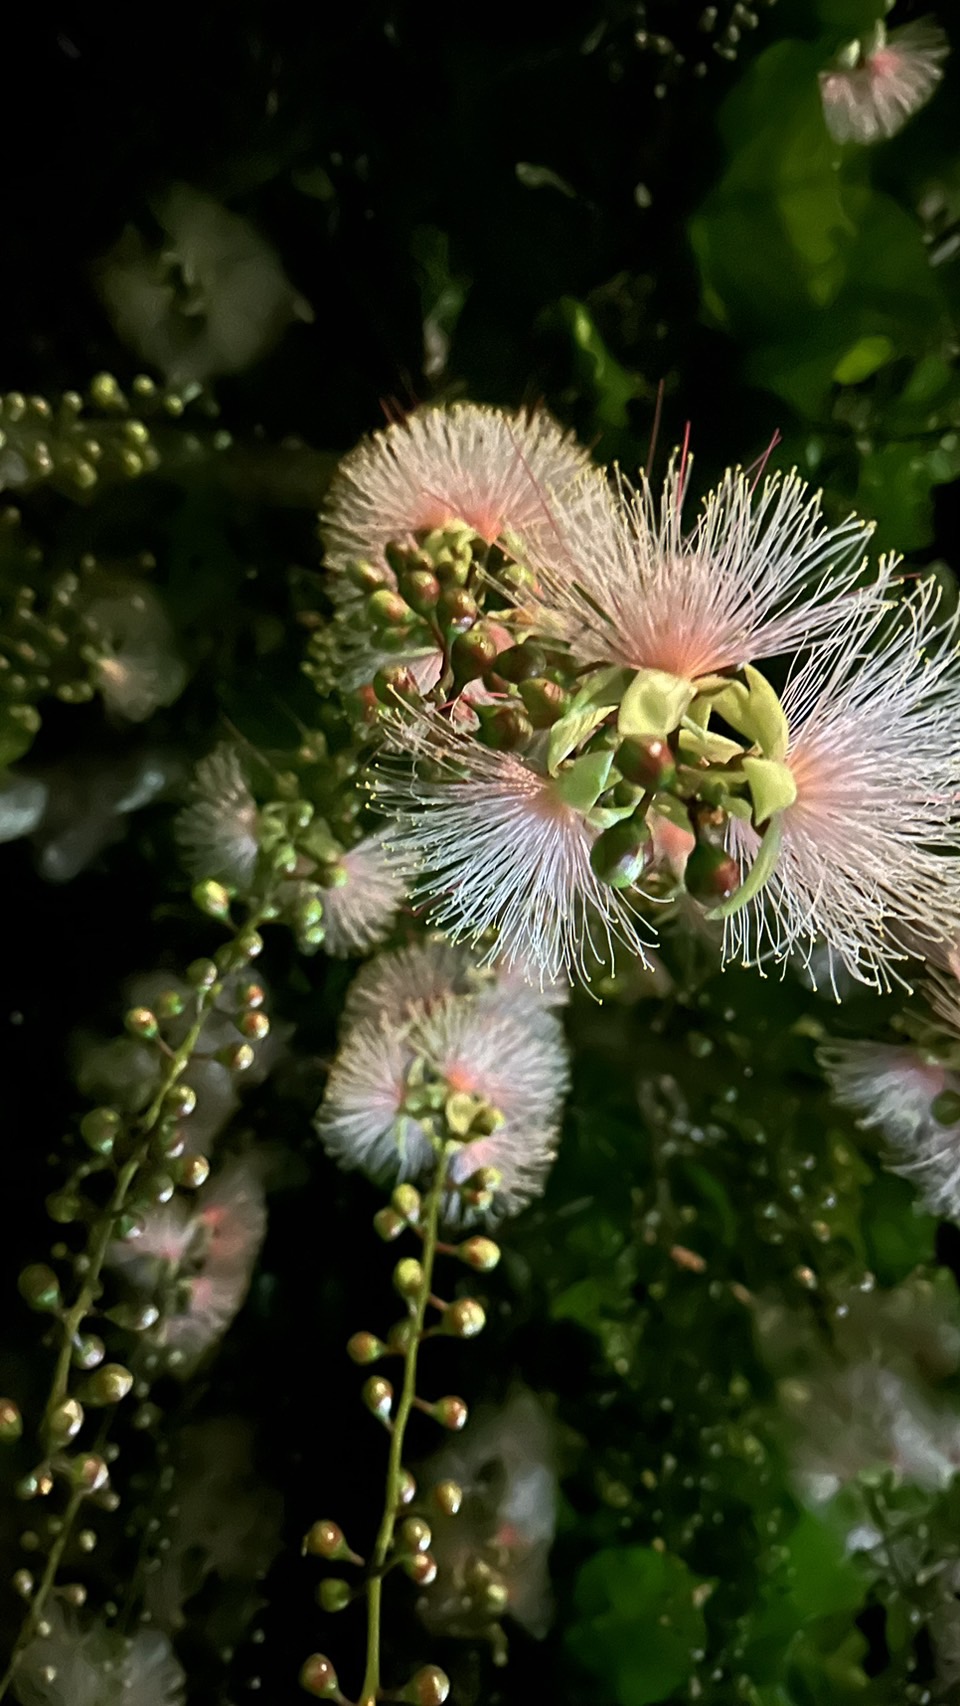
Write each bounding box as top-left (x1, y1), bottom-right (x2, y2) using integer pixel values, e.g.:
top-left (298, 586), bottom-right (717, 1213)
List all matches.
top-left (618, 669), bottom-right (695, 741)
top-left (553, 750), bottom-right (615, 813)
top-left (706, 816), bottom-right (783, 922)
top-left (743, 756), bottom-right (797, 823)
top-left (679, 723), bottom-right (745, 765)
top-left (708, 665), bottom-right (790, 761)
top-left (569, 666), bottom-right (636, 712)
top-left (548, 703), bottom-right (614, 773)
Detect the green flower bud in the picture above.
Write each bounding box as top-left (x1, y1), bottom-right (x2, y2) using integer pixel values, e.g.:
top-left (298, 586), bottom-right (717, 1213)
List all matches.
top-left (72, 1454), bottom-right (110, 1493)
top-left (477, 704), bottom-right (534, 752)
top-left (394, 1258), bottom-right (424, 1300)
top-left (346, 1331), bottom-right (385, 1365)
top-left (19, 1265), bottom-right (61, 1313)
top-left (47, 1398), bottom-right (84, 1445)
top-left (318, 1578), bottom-right (352, 1613)
top-left (402, 1550), bottom-right (438, 1586)
top-left (223, 1042), bottom-right (256, 1072)
top-left (391, 1183), bottom-right (421, 1223)
top-left (457, 1236), bottom-right (501, 1272)
top-left (374, 664), bottom-right (420, 707)
top-left (46, 1190), bottom-right (81, 1225)
top-left (303, 1519), bottom-right (350, 1560)
top-left (234, 927), bottom-right (264, 961)
top-left (441, 1298), bottom-right (486, 1339)
top-left (155, 989), bottom-right (187, 1019)
top-left (166, 1084), bottom-right (197, 1119)
top-left (346, 559), bottom-right (390, 593)
top-left (428, 1396), bottom-right (468, 1431)
top-left (174, 1155), bottom-right (210, 1190)
top-left (80, 1107), bottom-right (121, 1156)
top-left (398, 1468), bottom-right (417, 1506)
top-left (518, 677), bottom-right (569, 728)
top-left (685, 842), bottom-right (740, 904)
top-left (299, 1653), bottom-right (340, 1697)
top-left (388, 1319), bottom-right (418, 1354)
top-left (0, 1399), bottom-right (23, 1442)
top-left (617, 735), bottom-right (677, 789)
top-left (72, 1334), bottom-right (105, 1371)
top-left (431, 1478), bottom-right (463, 1517)
top-left (239, 1010), bottom-right (270, 1042)
top-left (590, 819), bottom-right (651, 890)
top-left (401, 1666), bottom-right (451, 1706)
top-left (437, 586), bottom-right (478, 633)
top-left (368, 589), bottom-right (411, 630)
top-left (124, 1006), bottom-right (158, 1040)
top-left (400, 1515), bottom-right (432, 1553)
top-left (402, 568), bottom-right (441, 614)
top-left (495, 641), bottom-right (547, 684)
top-left (362, 1377), bottom-right (394, 1421)
top-left (192, 880), bottom-right (232, 920)
top-left (186, 958), bottom-right (219, 989)
top-left (83, 1364), bottom-right (134, 1406)
top-left (452, 627), bottom-right (498, 682)
top-left (373, 1207), bottom-right (405, 1242)
top-left (12, 1570), bottom-right (33, 1600)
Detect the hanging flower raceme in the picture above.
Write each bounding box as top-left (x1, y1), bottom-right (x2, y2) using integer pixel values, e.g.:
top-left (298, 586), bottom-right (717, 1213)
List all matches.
top-left (721, 580), bottom-right (960, 992)
top-left (317, 945), bottom-right (569, 1218)
top-left (819, 17), bottom-right (949, 146)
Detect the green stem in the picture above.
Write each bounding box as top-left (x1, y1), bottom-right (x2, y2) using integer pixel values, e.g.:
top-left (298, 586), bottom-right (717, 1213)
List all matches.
top-left (359, 1153), bottom-right (447, 1706)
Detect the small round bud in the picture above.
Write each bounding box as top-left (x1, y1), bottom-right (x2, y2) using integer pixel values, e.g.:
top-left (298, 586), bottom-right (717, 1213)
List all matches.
top-left (124, 1006), bottom-right (158, 1040)
top-left (114, 1212), bottom-right (144, 1242)
top-left (373, 664), bottom-right (420, 707)
top-left (401, 1665), bottom-right (451, 1706)
top-left (165, 1083), bottom-right (197, 1119)
top-left (174, 1154), bottom-right (210, 1190)
top-left (457, 1236), bottom-right (501, 1272)
top-left (0, 1399), bottom-right (23, 1442)
top-left (240, 1010), bottom-right (270, 1041)
top-left (72, 1335), bottom-right (105, 1371)
top-left (318, 1578), bottom-right (352, 1613)
top-left (224, 1042), bottom-right (256, 1072)
top-left (932, 1090), bottom-right (960, 1126)
top-left (84, 1364), bottom-right (134, 1407)
top-left (403, 568), bottom-right (441, 614)
top-left (192, 880), bottom-right (232, 920)
top-left (394, 1258), bottom-right (424, 1300)
top-left (12, 1570), bottom-right (33, 1600)
top-left (431, 1478), bottom-right (463, 1517)
top-left (18, 1265), bottom-right (61, 1313)
top-left (299, 1653), bottom-right (339, 1697)
top-left (346, 558), bottom-right (389, 594)
top-left (368, 589), bottom-right (411, 630)
top-left (46, 1191), bottom-right (81, 1225)
top-left (452, 627), bottom-right (498, 683)
top-left (478, 704), bottom-right (534, 752)
top-left (303, 1520), bottom-right (348, 1560)
top-left (47, 1399), bottom-right (84, 1445)
top-left (374, 1208), bottom-right (405, 1242)
top-left (155, 988), bottom-right (187, 1019)
top-left (187, 958), bottom-right (219, 989)
top-left (441, 1298), bottom-right (486, 1339)
top-left (73, 1454), bottom-right (110, 1493)
top-left (403, 1551), bottom-right (438, 1586)
top-left (437, 586), bottom-right (478, 633)
top-left (61, 1582), bottom-right (87, 1608)
top-left (362, 1377), bottom-right (394, 1421)
top-left (685, 842), bottom-right (740, 903)
top-left (80, 1107), bottom-right (121, 1155)
top-left (391, 1184), bottom-right (421, 1223)
top-left (234, 928), bottom-right (264, 961)
top-left (616, 735), bottom-right (677, 789)
top-left (397, 1468), bottom-right (417, 1506)
top-left (590, 819), bottom-right (650, 890)
top-left (142, 1171), bottom-right (175, 1205)
top-left (347, 1331), bottom-right (385, 1365)
top-left (430, 1396), bottom-right (468, 1431)
top-left (518, 676), bottom-right (569, 727)
top-left (388, 1319), bottom-right (418, 1355)
top-left (495, 641), bottom-right (547, 684)
top-left (400, 1515), bottom-right (432, 1553)
top-left (239, 981), bottom-right (265, 1009)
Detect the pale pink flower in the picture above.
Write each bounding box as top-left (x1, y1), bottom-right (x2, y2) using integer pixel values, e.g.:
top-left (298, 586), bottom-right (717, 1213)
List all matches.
top-left (786, 1362), bottom-right (960, 1511)
top-left (320, 832), bottom-right (408, 957)
top-left (342, 936), bottom-right (567, 1031)
top-left (516, 461), bottom-right (875, 679)
top-left (374, 714), bottom-right (654, 988)
top-left (16, 1602), bottom-right (185, 1706)
top-left (175, 744), bottom-right (260, 890)
top-left (317, 989), bottom-right (568, 1217)
top-left (819, 1037), bottom-right (960, 1215)
top-left (723, 582), bottom-right (960, 992)
top-left (320, 402), bottom-right (590, 574)
top-left (820, 19), bottom-right (949, 146)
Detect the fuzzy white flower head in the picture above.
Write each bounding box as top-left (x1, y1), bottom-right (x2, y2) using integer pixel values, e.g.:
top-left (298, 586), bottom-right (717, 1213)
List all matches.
top-left (342, 936), bottom-right (568, 1031)
top-left (83, 587), bottom-right (186, 722)
top-left (374, 713), bottom-right (655, 989)
top-left (818, 1037), bottom-right (960, 1215)
top-left (175, 744), bottom-right (261, 889)
top-left (317, 988), bottom-right (568, 1217)
top-left (785, 1362), bottom-right (960, 1510)
top-left (320, 832), bottom-right (408, 956)
top-left (820, 19), bottom-right (949, 146)
top-left (723, 580), bottom-right (960, 993)
top-left (320, 402), bottom-right (591, 575)
top-left (15, 1602), bottom-right (184, 1706)
top-left (516, 460), bottom-right (875, 681)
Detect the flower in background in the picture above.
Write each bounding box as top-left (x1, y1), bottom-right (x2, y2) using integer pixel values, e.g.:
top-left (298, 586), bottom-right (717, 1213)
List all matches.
top-left (418, 1389), bottom-right (557, 1641)
top-left (320, 402), bottom-right (590, 575)
top-left (516, 461), bottom-right (875, 680)
top-left (175, 744), bottom-right (261, 891)
top-left (95, 182), bottom-right (313, 386)
top-left (319, 832), bottom-right (408, 956)
top-left (15, 1602), bottom-right (184, 1706)
top-left (107, 1159), bottom-right (267, 1371)
top-left (375, 714), bottom-right (654, 988)
top-left (819, 1035), bottom-right (960, 1217)
top-left (82, 586), bottom-right (186, 722)
top-left (723, 582), bottom-right (960, 992)
top-left (341, 935), bottom-right (568, 1031)
top-left (25, 747), bottom-right (181, 883)
top-left (317, 970), bottom-right (568, 1217)
top-left (820, 19), bottom-right (949, 146)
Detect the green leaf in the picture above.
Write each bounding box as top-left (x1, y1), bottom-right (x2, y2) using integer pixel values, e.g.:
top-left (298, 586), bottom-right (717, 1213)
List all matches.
top-left (618, 669), bottom-right (695, 741)
top-left (706, 816), bottom-right (783, 922)
top-left (553, 750), bottom-right (614, 813)
top-left (831, 334), bottom-right (894, 384)
top-left (708, 665), bottom-right (790, 760)
top-left (743, 756), bottom-right (798, 822)
top-left (555, 298), bottom-right (650, 429)
top-left (568, 1546), bottom-right (708, 1706)
top-left (548, 703), bottom-right (613, 772)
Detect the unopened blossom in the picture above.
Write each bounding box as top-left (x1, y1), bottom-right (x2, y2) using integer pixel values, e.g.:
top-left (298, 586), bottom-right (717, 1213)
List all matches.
top-left (317, 988), bottom-right (568, 1216)
top-left (375, 714), bottom-right (654, 988)
top-left (107, 1160), bottom-right (267, 1369)
top-left (320, 832), bottom-right (408, 956)
top-left (83, 587), bottom-right (186, 722)
top-left (16, 1602), bottom-right (184, 1706)
top-left (820, 19), bottom-right (949, 146)
top-left (723, 582), bottom-right (960, 992)
top-left (320, 402), bottom-right (590, 575)
top-left (175, 744), bottom-right (261, 890)
top-left (516, 460), bottom-right (875, 680)
top-left (819, 1037), bottom-right (960, 1216)
top-left (419, 1389), bottom-right (557, 1639)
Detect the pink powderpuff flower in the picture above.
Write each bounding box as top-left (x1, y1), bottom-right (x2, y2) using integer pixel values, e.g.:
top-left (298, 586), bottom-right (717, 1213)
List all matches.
top-left (317, 990), bottom-right (568, 1218)
top-left (320, 832), bottom-right (408, 957)
top-left (515, 460), bottom-right (875, 681)
top-left (723, 581), bottom-right (960, 993)
top-left (818, 1037), bottom-right (960, 1216)
top-left (820, 19), bottom-right (949, 146)
top-left (320, 402), bottom-right (591, 575)
top-left (374, 714), bottom-right (655, 989)
top-left (341, 936), bottom-right (568, 1032)
top-left (175, 744), bottom-right (261, 891)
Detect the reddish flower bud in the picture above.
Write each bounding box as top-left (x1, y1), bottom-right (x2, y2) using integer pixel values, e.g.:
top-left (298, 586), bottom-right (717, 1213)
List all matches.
top-left (431, 1478), bottom-right (463, 1516)
top-left (362, 1377), bottom-right (394, 1421)
top-left (437, 586), bottom-right (478, 633)
top-left (368, 589), bottom-right (411, 630)
top-left (401, 1665), bottom-right (451, 1706)
top-left (685, 842), bottom-right (740, 903)
top-left (346, 1332), bottom-right (385, 1365)
top-left (403, 1550), bottom-right (438, 1586)
top-left (441, 1298), bottom-right (486, 1339)
top-left (299, 1653), bottom-right (340, 1697)
top-left (617, 735), bottom-right (677, 789)
top-left (457, 1236), bottom-right (501, 1272)
top-left (452, 627), bottom-right (499, 683)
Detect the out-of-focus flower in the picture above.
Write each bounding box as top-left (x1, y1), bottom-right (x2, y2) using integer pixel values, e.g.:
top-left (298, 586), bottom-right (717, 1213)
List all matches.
top-left (516, 461), bottom-right (874, 680)
top-left (82, 587), bottom-right (186, 723)
top-left (107, 1159), bottom-right (267, 1371)
top-left (819, 1036), bottom-right (960, 1217)
top-left (374, 712), bottom-right (654, 988)
top-left (15, 1601), bottom-right (184, 1706)
top-left (175, 744), bottom-right (261, 890)
top-left (0, 774), bottom-right (48, 844)
top-left (320, 402), bottom-right (590, 576)
top-left (95, 183), bottom-right (313, 386)
top-left (319, 832), bottom-right (408, 956)
top-left (341, 935), bottom-right (568, 1032)
top-left (418, 1389), bottom-right (557, 1640)
top-left (317, 970), bottom-right (569, 1217)
top-left (29, 748), bottom-right (181, 883)
top-left (784, 1361), bottom-right (960, 1513)
top-left (820, 19), bottom-right (949, 146)
top-left (723, 583), bottom-right (960, 992)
